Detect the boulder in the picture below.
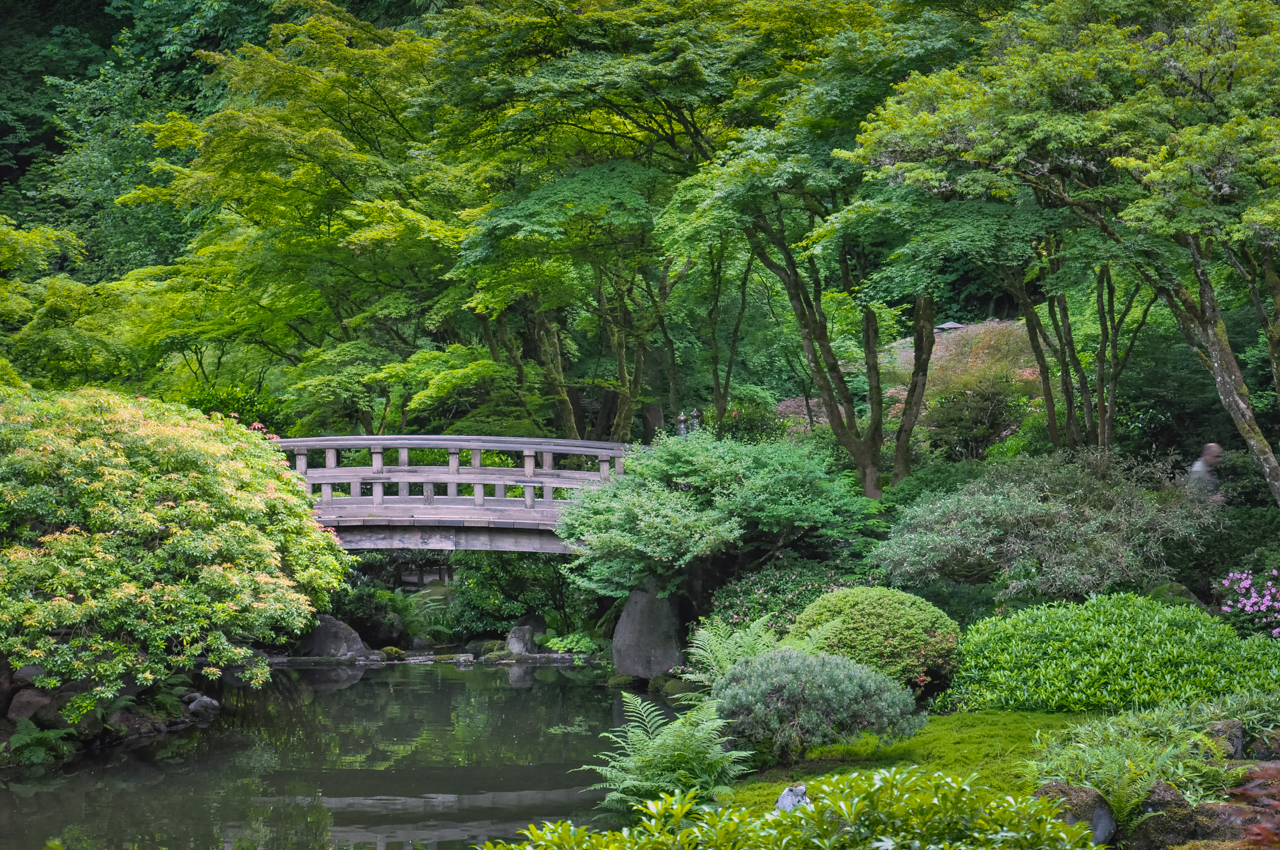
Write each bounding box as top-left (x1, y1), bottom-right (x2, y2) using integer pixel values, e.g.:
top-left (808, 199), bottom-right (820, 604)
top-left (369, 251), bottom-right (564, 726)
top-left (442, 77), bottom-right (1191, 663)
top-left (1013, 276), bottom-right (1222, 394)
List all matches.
top-left (612, 580), bottom-right (683, 679)
top-left (293, 615), bottom-right (378, 661)
top-left (775, 784), bottom-right (810, 812)
top-left (1191, 802), bottom-right (1256, 842)
top-left (1247, 729), bottom-right (1280, 761)
top-left (1127, 781), bottom-right (1195, 850)
top-left (1034, 783), bottom-right (1117, 846)
top-left (188, 696), bottom-right (220, 716)
top-left (12, 665), bottom-right (42, 688)
top-left (515, 614), bottom-right (548, 635)
top-left (0, 658), bottom-right (17, 718)
top-left (7, 688), bottom-right (52, 723)
top-left (1205, 720), bottom-right (1244, 760)
top-left (507, 625), bottom-right (536, 655)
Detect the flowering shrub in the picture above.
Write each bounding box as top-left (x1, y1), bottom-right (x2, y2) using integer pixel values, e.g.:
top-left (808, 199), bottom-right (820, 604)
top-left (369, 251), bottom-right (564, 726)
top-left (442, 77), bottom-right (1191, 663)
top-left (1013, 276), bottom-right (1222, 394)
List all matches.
top-left (708, 557), bottom-right (862, 633)
top-left (1219, 550), bottom-right (1280, 637)
top-left (0, 389), bottom-right (351, 718)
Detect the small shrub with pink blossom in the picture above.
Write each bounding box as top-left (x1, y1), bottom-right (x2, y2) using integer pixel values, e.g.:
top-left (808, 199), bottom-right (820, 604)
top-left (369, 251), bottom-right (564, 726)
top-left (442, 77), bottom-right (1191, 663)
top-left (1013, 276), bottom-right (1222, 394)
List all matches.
top-left (708, 556), bottom-right (868, 634)
top-left (1219, 551), bottom-right (1280, 638)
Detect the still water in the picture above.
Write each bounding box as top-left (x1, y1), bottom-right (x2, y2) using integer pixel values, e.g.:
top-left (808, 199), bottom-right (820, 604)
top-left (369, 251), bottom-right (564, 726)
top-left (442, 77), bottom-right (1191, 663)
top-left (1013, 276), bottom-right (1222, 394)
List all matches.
top-left (0, 663), bottom-right (624, 850)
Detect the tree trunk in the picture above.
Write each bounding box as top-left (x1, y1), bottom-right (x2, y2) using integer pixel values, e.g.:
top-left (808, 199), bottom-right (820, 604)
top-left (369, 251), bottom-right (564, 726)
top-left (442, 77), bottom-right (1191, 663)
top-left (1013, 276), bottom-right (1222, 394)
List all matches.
top-left (534, 310), bottom-right (580, 440)
top-left (1003, 273), bottom-right (1062, 448)
top-left (893, 294), bottom-right (935, 483)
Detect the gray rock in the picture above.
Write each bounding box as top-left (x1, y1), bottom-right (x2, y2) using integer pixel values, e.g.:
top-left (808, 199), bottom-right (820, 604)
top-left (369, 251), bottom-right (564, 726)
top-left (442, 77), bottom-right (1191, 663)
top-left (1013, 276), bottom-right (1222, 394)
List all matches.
top-left (1127, 781), bottom-right (1194, 850)
top-left (612, 580), bottom-right (683, 679)
top-left (180, 691), bottom-right (202, 705)
top-left (507, 625), bottom-right (535, 655)
top-left (775, 784), bottom-right (810, 812)
top-left (1192, 801), bottom-right (1256, 841)
top-left (294, 615), bottom-right (378, 661)
top-left (7, 688), bottom-right (52, 723)
top-left (188, 696), bottom-right (220, 715)
top-left (12, 665), bottom-right (42, 688)
top-left (1033, 782), bottom-right (1116, 846)
top-left (1248, 729), bottom-right (1280, 760)
top-left (1206, 719), bottom-right (1244, 759)
top-left (455, 653), bottom-right (475, 667)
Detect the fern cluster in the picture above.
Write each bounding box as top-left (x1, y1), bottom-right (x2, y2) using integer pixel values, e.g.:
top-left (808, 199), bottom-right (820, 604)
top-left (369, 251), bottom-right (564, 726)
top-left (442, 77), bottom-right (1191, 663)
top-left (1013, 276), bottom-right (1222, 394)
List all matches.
top-left (578, 692), bottom-right (751, 814)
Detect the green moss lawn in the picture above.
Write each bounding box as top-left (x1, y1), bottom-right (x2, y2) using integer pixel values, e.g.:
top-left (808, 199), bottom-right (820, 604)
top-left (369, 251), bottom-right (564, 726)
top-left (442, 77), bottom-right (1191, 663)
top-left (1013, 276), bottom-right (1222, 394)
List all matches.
top-left (730, 710), bottom-right (1081, 811)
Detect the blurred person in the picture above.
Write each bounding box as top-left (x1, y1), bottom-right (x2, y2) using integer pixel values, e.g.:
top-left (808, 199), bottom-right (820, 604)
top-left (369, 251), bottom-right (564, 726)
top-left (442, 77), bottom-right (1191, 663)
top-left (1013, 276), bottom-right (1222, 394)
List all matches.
top-left (1187, 442), bottom-right (1225, 504)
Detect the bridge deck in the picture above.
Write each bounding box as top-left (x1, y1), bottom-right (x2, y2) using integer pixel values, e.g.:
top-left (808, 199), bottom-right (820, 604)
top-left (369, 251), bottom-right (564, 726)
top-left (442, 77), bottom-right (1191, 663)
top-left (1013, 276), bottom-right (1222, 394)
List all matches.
top-left (276, 435), bottom-right (628, 552)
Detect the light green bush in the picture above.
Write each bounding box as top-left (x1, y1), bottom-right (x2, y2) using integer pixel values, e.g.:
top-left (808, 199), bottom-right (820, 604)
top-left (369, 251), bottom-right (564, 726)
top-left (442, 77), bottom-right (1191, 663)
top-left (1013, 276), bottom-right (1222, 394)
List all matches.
top-left (946, 593), bottom-right (1280, 712)
top-left (0, 389), bottom-right (351, 718)
top-left (711, 648), bottom-right (923, 764)
top-left (791, 587), bottom-right (960, 689)
top-left (578, 692), bottom-right (750, 813)
top-left (484, 769), bottom-right (1095, 850)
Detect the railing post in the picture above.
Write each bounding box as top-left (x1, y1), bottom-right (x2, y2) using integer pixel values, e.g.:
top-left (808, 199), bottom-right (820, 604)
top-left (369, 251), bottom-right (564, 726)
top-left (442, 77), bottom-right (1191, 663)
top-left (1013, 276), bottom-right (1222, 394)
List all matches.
top-left (471, 446), bottom-right (484, 507)
top-left (598, 454), bottom-right (610, 478)
top-left (398, 448), bottom-right (409, 467)
top-left (294, 450), bottom-right (308, 474)
top-left (372, 448), bottom-right (383, 473)
top-left (322, 448), bottom-right (336, 505)
top-left (615, 454), bottom-right (624, 474)
top-left (523, 450), bottom-right (535, 477)
top-left (447, 447), bottom-right (459, 497)
top-left (541, 452), bottom-right (555, 505)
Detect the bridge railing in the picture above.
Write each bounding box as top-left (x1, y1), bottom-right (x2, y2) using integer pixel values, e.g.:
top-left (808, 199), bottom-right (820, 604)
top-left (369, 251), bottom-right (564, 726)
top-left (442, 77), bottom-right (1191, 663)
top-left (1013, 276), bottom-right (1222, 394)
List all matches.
top-left (275, 436), bottom-right (629, 513)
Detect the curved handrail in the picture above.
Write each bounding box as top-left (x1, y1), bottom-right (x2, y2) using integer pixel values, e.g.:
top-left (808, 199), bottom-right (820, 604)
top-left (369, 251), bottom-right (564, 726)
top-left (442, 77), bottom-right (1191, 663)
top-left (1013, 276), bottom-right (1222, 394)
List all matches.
top-left (276, 434), bottom-right (629, 455)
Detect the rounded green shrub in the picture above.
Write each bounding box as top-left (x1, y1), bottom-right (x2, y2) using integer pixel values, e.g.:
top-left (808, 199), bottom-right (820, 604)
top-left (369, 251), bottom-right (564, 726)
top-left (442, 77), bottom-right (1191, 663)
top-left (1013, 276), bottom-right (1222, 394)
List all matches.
top-left (947, 593), bottom-right (1280, 712)
top-left (711, 648), bottom-right (923, 764)
top-left (708, 556), bottom-right (861, 633)
top-left (792, 587), bottom-right (960, 689)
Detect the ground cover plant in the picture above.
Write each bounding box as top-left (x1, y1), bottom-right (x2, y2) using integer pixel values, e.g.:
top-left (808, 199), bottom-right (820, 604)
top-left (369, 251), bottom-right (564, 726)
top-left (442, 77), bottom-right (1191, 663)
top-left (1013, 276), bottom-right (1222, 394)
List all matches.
top-left (945, 594), bottom-right (1280, 712)
top-left (791, 587), bottom-right (959, 690)
top-left (711, 649), bottom-right (923, 765)
top-left (0, 388), bottom-right (350, 718)
top-left (485, 769), bottom-right (1095, 850)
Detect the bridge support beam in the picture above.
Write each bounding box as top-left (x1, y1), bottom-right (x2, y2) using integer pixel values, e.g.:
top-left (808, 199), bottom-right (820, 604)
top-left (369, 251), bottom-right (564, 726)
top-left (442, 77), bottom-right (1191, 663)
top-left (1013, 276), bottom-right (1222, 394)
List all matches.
top-left (330, 525), bottom-right (572, 554)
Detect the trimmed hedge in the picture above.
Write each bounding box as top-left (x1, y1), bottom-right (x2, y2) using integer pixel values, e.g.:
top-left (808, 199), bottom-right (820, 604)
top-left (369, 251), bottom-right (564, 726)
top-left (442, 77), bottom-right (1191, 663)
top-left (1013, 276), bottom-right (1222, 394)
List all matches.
top-left (483, 769), bottom-right (1095, 850)
top-left (792, 587), bottom-right (960, 689)
top-left (946, 593), bottom-right (1280, 712)
top-left (712, 648), bottom-right (922, 764)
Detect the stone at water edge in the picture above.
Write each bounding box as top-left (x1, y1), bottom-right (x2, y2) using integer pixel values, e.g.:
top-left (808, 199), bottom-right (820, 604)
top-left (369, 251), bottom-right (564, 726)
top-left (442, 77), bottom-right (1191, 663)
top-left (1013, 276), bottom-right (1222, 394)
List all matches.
top-left (507, 625), bottom-right (536, 655)
top-left (612, 580), bottom-right (683, 679)
top-left (293, 614), bottom-right (380, 661)
top-left (775, 784), bottom-right (810, 812)
top-left (188, 696), bottom-right (220, 716)
top-left (1127, 781), bottom-right (1195, 850)
top-left (6, 688), bottom-right (52, 723)
top-left (1033, 782), bottom-right (1116, 846)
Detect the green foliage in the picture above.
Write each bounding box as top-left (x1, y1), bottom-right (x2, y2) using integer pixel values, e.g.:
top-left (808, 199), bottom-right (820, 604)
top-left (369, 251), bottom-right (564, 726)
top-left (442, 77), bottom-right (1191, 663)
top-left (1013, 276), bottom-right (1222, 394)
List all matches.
top-left (879, 459), bottom-right (987, 512)
top-left (559, 432), bottom-right (882, 600)
top-left (922, 381), bottom-right (1029, 462)
top-left (1027, 697), bottom-right (1280, 829)
top-left (176, 384), bottom-right (295, 437)
top-left (448, 552), bottom-right (588, 638)
top-left (708, 555), bottom-right (864, 633)
top-left (577, 692), bottom-right (752, 814)
top-left (683, 617), bottom-right (784, 689)
top-left (0, 388), bottom-right (351, 716)
top-left (792, 587), bottom-right (959, 690)
top-left (946, 594), bottom-right (1280, 712)
top-left (711, 648), bottom-right (923, 765)
top-left (6, 718), bottom-right (77, 766)
top-left (488, 770), bottom-right (1095, 850)
top-left (873, 450), bottom-right (1219, 599)
top-left (712, 399), bottom-right (787, 444)
top-left (330, 583), bottom-right (421, 647)
top-left (543, 631), bottom-right (597, 654)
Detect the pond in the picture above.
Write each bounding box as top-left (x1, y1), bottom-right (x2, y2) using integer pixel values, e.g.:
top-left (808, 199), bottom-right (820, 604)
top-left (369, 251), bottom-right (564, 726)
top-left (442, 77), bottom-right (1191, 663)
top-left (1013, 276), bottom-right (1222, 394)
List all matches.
top-left (0, 663), bottom-right (626, 850)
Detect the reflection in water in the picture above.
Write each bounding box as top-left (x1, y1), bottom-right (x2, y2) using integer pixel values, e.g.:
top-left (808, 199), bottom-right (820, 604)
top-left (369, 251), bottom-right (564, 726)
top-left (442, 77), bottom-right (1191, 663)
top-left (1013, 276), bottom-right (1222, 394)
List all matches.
top-left (0, 663), bottom-right (619, 850)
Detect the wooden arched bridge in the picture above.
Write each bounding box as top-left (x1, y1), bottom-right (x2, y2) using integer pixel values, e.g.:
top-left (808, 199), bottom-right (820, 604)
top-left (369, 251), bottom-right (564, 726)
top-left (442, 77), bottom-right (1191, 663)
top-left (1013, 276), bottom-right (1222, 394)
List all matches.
top-left (275, 436), bottom-right (629, 553)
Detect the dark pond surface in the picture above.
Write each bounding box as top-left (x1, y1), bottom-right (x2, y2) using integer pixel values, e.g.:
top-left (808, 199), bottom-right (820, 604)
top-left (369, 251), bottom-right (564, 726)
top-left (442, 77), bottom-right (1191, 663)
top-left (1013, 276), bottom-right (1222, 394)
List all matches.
top-left (0, 663), bottom-right (625, 850)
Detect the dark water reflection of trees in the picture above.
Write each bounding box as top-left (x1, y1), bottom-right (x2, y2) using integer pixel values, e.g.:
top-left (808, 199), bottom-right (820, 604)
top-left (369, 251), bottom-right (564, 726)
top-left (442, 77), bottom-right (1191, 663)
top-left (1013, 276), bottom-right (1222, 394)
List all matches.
top-left (0, 664), bottom-right (620, 850)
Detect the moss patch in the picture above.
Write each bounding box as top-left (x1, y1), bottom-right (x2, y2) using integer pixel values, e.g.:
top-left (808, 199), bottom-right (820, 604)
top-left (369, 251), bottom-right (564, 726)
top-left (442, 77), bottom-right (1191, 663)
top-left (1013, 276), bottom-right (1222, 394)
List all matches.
top-left (730, 710), bottom-right (1080, 811)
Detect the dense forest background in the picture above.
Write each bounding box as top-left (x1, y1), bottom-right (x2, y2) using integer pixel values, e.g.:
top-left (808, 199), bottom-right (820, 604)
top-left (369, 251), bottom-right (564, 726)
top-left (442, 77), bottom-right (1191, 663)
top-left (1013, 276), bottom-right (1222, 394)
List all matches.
top-left (3, 0), bottom-right (1279, 497)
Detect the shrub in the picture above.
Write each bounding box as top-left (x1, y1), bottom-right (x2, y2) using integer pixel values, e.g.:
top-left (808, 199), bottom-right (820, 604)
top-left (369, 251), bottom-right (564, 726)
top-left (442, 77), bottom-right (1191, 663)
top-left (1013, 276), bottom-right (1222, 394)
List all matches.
top-left (946, 594), bottom-right (1280, 712)
top-left (711, 648), bottom-right (923, 765)
top-left (558, 432), bottom-right (882, 601)
top-left (922, 381), bottom-right (1028, 461)
top-left (331, 582), bottom-right (425, 647)
top-left (1218, 549), bottom-right (1280, 637)
top-left (0, 389), bottom-right (350, 717)
top-left (791, 587), bottom-right (959, 689)
top-left (708, 556), bottom-right (863, 633)
top-left (485, 769), bottom-right (1095, 850)
top-left (578, 692), bottom-right (751, 813)
top-left (872, 450), bottom-right (1218, 599)
top-left (1027, 696), bottom-right (1280, 831)
top-left (448, 551), bottom-right (588, 637)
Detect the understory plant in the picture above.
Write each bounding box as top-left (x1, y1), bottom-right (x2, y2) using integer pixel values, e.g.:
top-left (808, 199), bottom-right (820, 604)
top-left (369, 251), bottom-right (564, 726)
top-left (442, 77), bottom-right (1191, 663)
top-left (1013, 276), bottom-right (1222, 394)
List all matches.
top-left (1219, 549), bottom-right (1280, 637)
top-left (486, 769), bottom-right (1095, 850)
top-left (5, 719), bottom-right (77, 766)
top-left (946, 594), bottom-right (1280, 712)
top-left (1027, 697), bottom-right (1275, 831)
top-left (708, 555), bottom-right (862, 633)
top-left (711, 648), bottom-right (924, 765)
top-left (792, 587), bottom-right (959, 690)
top-left (578, 692), bottom-right (751, 814)
top-left (873, 450), bottom-right (1217, 599)
top-left (0, 389), bottom-right (351, 719)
